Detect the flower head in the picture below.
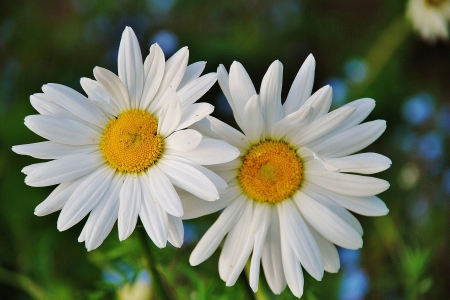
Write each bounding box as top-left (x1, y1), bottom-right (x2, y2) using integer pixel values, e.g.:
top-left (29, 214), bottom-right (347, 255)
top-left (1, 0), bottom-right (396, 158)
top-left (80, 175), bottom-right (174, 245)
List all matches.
top-left (188, 56), bottom-right (391, 297)
top-left (13, 27), bottom-right (239, 251)
top-left (407, 0), bottom-right (450, 41)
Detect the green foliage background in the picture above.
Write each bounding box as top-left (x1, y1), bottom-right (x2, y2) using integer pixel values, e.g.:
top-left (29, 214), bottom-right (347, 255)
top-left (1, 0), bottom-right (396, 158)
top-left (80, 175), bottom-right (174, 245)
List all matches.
top-left (1, 0), bottom-right (449, 299)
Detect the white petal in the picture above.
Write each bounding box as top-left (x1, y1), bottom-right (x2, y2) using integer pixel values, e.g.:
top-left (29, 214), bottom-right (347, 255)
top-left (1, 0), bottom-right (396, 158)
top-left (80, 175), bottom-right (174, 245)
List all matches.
top-left (189, 196), bottom-right (246, 265)
top-left (164, 129), bottom-right (202, 152)
top-left (167, 215), bottom-right (184, 248)
top-left (302, 85), bottom-right (332, 121)
top-left (166, 138), bottom-right (240, 165)
top-left (189, 117), bottom-right (224, 140)
top-left (207, 159), bottom-right (242, 173)
top-left (94, 66), bottom-right (130, 111)
top-left (207, 116), bottom-right (248, 153)
top-left (283, 54), bottom-right (315, 117)
top-left (323, 153), bottom-right (392, 174)
top-left (157, 158), bottom-right (219, 201)
top-left (30, 93), bottom-right (102, 132)
top-left (307, 224), bottom-right (340, 273)
top-left (260, 60), bottom-right (283, 136)
top-left (34, 178), bottom-right (84, 216)
top-left (25, 152), bottom-right (104, 187)
top-left (179, 61), bottom-right (206, 89)
top-left (141, 43), bottom-right (165, 110)
top-left (279, 200), bottom-right (324, 281)
top-left (305, 170), bottom-right (390, 197)
top-left (156, 90), bottom-right (181, 137)
top-left (139, 176), bottom-right (168, 248)
top-left (220, 201), bottom-right (254, 283)
top-left (215, 169), bottom-right (238, 184)
top-left (80, 77), bottom-right (118, 116)
top-left (84, 175), bottom-right (123, 251)
top-left (146, 166), bottom-right (183, 217)
top-left (270, 105), bottom-right (313, 139)
top-left (178, 73), bottom-right (217, 108)
top-left (229, 61), bottom-right (257, 122)
top-left (12, 142), bottom-right (96, 159)
top-left (289, 106), bottom-right (356, 145)
top-left (181, 183), bottom-right (240, 220)
top-left (331, 98), bottom-right (376, 134)
top-left (304, 182), bottom-right (389, 216)
top-left (163, 155), bottom-right (228, 193)
top-left (176, 103), bottom-right (214, 131)
top-left (279, 211), bottom-right (304, 298)
top-left (118, 27), bottom-right (144, 109)
top-left (149, 47), bottom-right (189, 113)
top-left (242, 94), bottom-right (264, 143)
top-left (249, 204), bottom-right (272, 292)
top-left (311, 120), bottom-right (387, 157)
top-left (217, 64), bottom-right (244, 129)
top-left (302, 187), bottom-right (363, 236)
top-left (57, 166), bottom-right (114, 231)
top-left (25, 115), bottom-right (101, 145)
top-left (118, 175), bottom-right (142, 241)
top-left (261, 208), bottom-right (287, 295)
top-left (294, 191), bottom-right (363, 249)
top-left (42, 83), bottom-right (108, 127)
top-left (299, 147), bottom-right (340, 172)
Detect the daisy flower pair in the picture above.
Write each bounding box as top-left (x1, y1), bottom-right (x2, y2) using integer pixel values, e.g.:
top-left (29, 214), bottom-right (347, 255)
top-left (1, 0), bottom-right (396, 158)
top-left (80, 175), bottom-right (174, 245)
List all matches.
top-left (13, 26), bottom-right (390, 297)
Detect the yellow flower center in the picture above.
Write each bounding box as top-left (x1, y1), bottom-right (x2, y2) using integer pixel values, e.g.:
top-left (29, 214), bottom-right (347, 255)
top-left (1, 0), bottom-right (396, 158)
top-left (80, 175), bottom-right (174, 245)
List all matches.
top-left (100, 110), bottom-right (163, 173)
top-left (238, 140), bottom-right (303, 204)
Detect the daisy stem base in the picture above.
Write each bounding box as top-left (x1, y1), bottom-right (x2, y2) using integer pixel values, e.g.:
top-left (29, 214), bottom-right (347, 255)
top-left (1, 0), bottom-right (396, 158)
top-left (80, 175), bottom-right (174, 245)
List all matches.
top-left (137, 227), bottom-right (172, 300)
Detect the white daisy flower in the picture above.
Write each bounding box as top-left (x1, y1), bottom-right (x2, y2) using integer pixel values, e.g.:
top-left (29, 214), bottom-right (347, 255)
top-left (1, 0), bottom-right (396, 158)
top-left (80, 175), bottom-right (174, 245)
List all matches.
top-left (187, 56), bottom-right (391, 297)
top-left (12, 27), bottom-right (239, 251)
top-left (407, 0), bottom-right (450, 41)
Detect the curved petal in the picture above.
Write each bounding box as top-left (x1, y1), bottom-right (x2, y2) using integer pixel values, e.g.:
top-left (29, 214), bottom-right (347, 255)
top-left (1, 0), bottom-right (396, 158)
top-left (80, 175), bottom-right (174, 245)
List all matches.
top-left (157, 158), bottom-right (219, 201)
top-left (139, 176), bottom-right (169, 248)
top-left (25, 115), bottom-right (101, 145)
top-left (164, 129), bottom-right (202, 152)
top-left (207, 116), bottom-right (248, 153)
top-left (189, 196), bottom-right (246, 266)
top-left (25, 152), bottom-right (104, 187)
top-left (176, 103), bottom-right (214, 131)
top-left (156, 90), bottom-right (181, 137)
top-left (302, 85), bottom-right (332, 121)
top-left (42, 83), bottom-right (108, 127)
top-left (179, 61), bottom-right (206, 89)
top-left (229, 61), bottom-right (257, 122)
top-left (57, 166), bottom-right (114, 231)
top-left (323, 153), bottom-right (392, 174)
top-left (118, 175), bottom-right (142, 241)
top-left (167, 215), bottom-right (184, 248)
top-left (283, 54), bottom-right (315, 117)
top-left (242, 95), bottom-right (264, 143)
top-left (307, 223), bottom-right (340, 273)
top-left (141, 43), bottom-right (165, 110)
top-left (217, 64), bottom-right (244, 129)
top-left (12, 142), bottom-right (97, 160)
top-left (178, 73), bottom-right (217, 108)
top-left (80, 77), bottom-right (118, 116)
top-left (294, 191), bottom-right (363, 249)
top-left (94, 66), bottom-right (130, 111)
top-left (260, 60), bottom-right (283, 135)
top-left (146, 165), bottom-right (183, 217)
top-left (165, 138), bottom-right (240, 165)
top-left (118, 27), bottom-right (144, 109)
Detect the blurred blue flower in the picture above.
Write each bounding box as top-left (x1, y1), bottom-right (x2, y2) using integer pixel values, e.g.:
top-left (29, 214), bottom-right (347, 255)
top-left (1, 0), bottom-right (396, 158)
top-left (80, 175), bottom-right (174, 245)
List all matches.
top-left (402, 93), bottom-right (434, 126)
top-left (410, 198), bottom-right (429, 221)
top-left (338, 248), bottom-right (360, 270)
top-left (339, 269), bottom-right (369, 300)
top-left (437, 106), bottom-right (450, 133)
top-left (326, 77), bottom-right (348, 106)
top-left (147, 0), bottom-right (176, 14)
top-left (151, 30), bottom-right (179, 56)
top-left (396, 127), bottom-right (417, 153)
top-left (442, 169), bottom-right (450, 195)
top-left (418, 132), bottom-right (443, 161)
top-left (136, 270), bottom-right (150, 284)
top-left (184, 222), bottom-right (198, 244)
top-left (344, 59), bottom-right (368, 83)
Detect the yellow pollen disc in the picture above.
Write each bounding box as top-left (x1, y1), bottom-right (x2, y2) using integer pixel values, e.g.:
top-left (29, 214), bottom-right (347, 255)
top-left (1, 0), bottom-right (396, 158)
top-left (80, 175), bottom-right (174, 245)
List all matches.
top-left (238, 140), bottom-right (303, 204)
top-left (100, 110), bottom-right (163, 173)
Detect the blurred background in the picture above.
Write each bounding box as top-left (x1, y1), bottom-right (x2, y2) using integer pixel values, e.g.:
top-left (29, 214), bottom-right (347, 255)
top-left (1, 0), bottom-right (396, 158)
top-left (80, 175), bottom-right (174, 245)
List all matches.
top-left (1, 0), bottom-right (449, 299)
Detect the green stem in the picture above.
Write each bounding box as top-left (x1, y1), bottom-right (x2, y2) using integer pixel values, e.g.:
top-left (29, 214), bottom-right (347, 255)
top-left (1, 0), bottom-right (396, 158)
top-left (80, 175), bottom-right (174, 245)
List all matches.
top-left (0, 267), bottom-right (45, 300)
top-left (137, 228), bottom-right (172, 300)
top-left (239, 269), bottom-right (257, 300)
top-left (351, 17), bottom-right (411, 98)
